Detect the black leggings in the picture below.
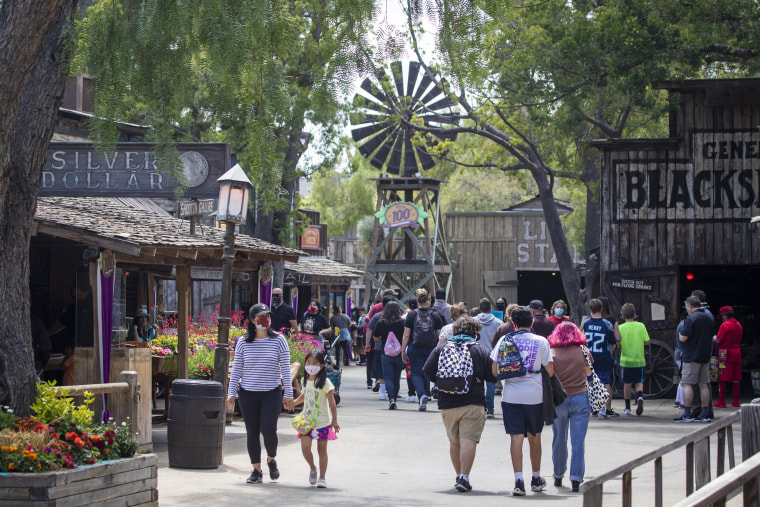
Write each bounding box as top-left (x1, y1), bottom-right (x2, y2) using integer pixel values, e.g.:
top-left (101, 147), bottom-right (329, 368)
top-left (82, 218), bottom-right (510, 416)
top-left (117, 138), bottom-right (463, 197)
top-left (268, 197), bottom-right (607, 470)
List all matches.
top-left (238, 387), bottom-right (282, 464)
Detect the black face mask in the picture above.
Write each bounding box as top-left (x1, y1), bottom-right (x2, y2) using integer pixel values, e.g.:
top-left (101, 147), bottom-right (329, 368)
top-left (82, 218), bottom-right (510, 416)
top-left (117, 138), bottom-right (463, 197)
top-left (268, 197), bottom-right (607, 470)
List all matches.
top-left (272, 294), bottom-right (282, 305)
top-left (496, 302), bottom-right (506, 311)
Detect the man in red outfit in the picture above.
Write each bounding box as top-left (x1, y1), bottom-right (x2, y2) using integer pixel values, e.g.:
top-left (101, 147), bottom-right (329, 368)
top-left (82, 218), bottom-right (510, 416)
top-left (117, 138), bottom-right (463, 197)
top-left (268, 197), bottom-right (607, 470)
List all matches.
top-left (714, 306), bottom-right (743, 408)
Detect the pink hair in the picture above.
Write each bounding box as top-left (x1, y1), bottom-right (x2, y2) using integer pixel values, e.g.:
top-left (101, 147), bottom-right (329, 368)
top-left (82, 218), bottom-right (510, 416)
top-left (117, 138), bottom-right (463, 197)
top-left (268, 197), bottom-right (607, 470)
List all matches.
top-left (548, 321), bottom-right (586, 348)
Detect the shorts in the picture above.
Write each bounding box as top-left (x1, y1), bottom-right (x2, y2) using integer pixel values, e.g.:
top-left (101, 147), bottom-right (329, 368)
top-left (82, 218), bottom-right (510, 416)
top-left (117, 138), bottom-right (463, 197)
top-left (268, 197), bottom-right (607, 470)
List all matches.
top-left (719, 361), bottom-right (742, 382)
top-left (298, 425), bottom-right (338, 441)
top-left (596, 370), bottom-right (611, 385)
top-left (501, 402), bottom-right (543, 437)
top-left (622, 367), bottom-right (644, 384)
top-left (681, 362), bottom-right (710, 385)
top-left (440, 404), bottom-right (487, 443)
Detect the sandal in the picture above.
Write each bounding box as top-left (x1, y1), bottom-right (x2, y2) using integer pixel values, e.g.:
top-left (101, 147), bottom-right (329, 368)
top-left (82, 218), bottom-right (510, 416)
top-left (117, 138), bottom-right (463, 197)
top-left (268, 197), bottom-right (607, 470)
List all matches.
top-left (309, 467), bottom-right (318, 485)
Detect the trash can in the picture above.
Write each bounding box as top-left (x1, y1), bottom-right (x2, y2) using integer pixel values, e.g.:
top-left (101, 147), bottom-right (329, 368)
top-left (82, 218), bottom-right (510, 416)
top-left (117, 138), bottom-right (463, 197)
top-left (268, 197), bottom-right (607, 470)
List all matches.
top-left (168, 379), bottom-right (225, 469)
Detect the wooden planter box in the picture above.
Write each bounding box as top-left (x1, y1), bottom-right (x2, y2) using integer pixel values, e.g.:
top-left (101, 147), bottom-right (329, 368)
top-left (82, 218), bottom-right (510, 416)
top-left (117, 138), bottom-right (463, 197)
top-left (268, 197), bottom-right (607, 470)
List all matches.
top-left (0, 454), bottom-right (157, 506)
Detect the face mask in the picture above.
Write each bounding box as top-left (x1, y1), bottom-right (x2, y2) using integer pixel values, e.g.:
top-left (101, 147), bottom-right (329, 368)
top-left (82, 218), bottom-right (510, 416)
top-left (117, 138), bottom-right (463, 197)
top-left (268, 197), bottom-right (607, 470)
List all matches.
top-left (496, 302), bottom-right (506, 311)
top-left (305, 365), bottom-right (322, 375)
top-left (255, 316), bottom-right (270, 330)
top-left (554, 308), bottom-right (565, 316)
top-left (309, 305), bottom-right (318, 313)
top-left (272, 294), bottom-right (282, 305)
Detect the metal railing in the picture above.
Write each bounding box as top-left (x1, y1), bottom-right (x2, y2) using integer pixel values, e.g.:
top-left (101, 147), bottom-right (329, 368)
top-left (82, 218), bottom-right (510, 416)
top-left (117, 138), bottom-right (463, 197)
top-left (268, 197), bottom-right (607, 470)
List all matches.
top-left (582, 411), bottom-right (741, 506)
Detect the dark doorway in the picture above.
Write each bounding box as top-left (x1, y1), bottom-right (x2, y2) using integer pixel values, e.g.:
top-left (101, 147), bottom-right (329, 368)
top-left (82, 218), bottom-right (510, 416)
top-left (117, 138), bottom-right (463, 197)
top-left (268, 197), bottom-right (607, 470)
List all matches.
top-left (517, 270), bottom-right (568, 314)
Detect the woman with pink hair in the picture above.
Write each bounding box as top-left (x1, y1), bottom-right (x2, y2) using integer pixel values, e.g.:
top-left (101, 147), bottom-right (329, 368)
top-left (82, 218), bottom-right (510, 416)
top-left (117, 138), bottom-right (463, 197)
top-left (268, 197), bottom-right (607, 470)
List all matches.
top-left (547, 321), bottom-right (590, 493)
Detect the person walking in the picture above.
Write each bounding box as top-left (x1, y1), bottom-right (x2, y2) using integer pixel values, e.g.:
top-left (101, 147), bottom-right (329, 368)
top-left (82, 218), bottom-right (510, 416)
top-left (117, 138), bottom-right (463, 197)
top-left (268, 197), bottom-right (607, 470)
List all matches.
top-left (226, 303), bottom-right (294, 484)
top-left (402, 288), bottom-right (443, 411)
top-left (301, 299), bottom-right (330, 346)
top-left (438, 302), bottom-right (467, 345)
top-left (270, 288), bottom-right (297, 333)
top-left (475, 298), bottom-right (503, 418)
top-left (330, 305), bottom-right (353, 366)
top-left (675, 296), bottom-right (715, 422)
top-left (423, 315), bottom-right (498, 493)
top-left (582, 299), bottom-right (617, 418)
top-left (618, 303), bottom-right (650, 416)
top-left (433, 287), bottom-right (453, 325)
top-left (549, 300), bottom-right (572, 326)
top-left (293, 350), bottom-right (340, 488)
top-left (491, 306), bottom-right (554, 496)
top-left (548, 322), bottom-right (591, 493)
top-left (529, 300), bottom-right (555, 338)
top-left (373, 301), bottom-right (406, 409)
top-left (714, 306), bottom-right (743, 408)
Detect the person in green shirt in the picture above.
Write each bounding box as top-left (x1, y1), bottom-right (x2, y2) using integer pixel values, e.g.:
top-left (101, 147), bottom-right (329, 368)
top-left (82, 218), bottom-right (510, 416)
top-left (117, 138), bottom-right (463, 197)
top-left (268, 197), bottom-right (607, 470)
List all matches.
top-left (617, 303), bottom-right (650, 416)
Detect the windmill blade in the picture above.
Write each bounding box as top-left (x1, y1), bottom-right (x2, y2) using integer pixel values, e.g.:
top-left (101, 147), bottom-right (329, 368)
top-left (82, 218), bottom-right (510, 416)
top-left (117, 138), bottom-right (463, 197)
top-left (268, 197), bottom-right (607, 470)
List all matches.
top-left (425, 96), bottom-right (456, 113)
top-left (391, 61), bottom-right (405, 99)
top-left (350, 112), bottom-right (385, 126)
top-left (412, 71), bottom-right (435, 103)
top-left (402, 131), bottom-right (419, 175)
top-left (356, 126), bottom-right (394, 157)
top-left (416, 146), bottom-right (436, 171)
top-left (351, 122), bottom-right (391, 143)
top-left (420, 112), bottom-right (460, 126)
top-left (360, 78), bottom-right (389, 107)
top-left (370, 131), bottom-right (398, 170)
top-left (386, 129), bottom-right (407, 175)
top-left (406, 62), bottom-right (421, 99)
top-left (353, 94), bottom-right (392, 115)
top-left (420, 84), bottom-right (445, 108)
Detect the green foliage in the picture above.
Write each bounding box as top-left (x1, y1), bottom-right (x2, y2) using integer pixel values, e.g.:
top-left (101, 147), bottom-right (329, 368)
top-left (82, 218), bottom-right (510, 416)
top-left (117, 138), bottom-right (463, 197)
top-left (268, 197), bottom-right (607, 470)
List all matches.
top-left (188, 347), bottom-right (215, 380)
top-left (0, 406), bottom-right (15, 432)
top-left (31, 382), bottom-right (94, 431)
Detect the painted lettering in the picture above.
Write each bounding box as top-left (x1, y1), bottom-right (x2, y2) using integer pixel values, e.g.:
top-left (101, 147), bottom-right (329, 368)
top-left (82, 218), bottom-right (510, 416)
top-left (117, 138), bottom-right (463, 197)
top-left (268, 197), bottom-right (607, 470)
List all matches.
top-left (694, 171), bottom-right (711, 207)
top-left (648, 169), bottom-right (668, 208)
top-left (127, 171), bottom-right (139, 189)
top-left (625, 171), bottom-right (646, 209)
top-left (150, 173), bottom-right (164, 190)
top-left (517, 243), bottom-right (529, 263)
top-left (738, 170), bottom-right (755, 207)
top-left (669, 170), bottom-right (692, 208)
top-left (144, 152), bottom-right (158, 171)
top-left (74, 152), bottom-right (80, 170)
top-left (536, 243), bottom-right (548, 264)
top-left (86, 172), bottom-right (100, 189)
top-left (51, 151), bottom-right (66, 170)
top-left (106, 173), bottom-right (117, 189)
top-left (42, 172), bottom-right (55, 187)
top-left (105, 152), bottom-right (119, 170)
top-left (125, 152), bottom-right (140, 170)
top-left (714, 170), bottom-right (738, 208)
top-left (63, 172), bottom-right (78, 189)
top-left (87, 152), bottom-right (101, 170)
top-left (523, 221), bottom-right (537, 240)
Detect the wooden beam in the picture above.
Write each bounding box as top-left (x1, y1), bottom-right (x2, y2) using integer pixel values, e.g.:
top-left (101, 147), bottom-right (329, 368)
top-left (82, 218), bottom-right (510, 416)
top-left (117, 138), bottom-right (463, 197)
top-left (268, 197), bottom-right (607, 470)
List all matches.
top-left (176, 265), bottom-right (191, 379)
top-left (36, 222), bottom-right (142, 256)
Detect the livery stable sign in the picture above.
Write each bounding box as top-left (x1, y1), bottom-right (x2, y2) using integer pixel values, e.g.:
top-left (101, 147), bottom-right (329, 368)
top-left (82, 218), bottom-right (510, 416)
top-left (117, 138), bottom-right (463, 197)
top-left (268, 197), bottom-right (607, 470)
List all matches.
top-left (613, 130), bottom-right (760, 223)
top-left (39, 142), bottom-right (231, 198)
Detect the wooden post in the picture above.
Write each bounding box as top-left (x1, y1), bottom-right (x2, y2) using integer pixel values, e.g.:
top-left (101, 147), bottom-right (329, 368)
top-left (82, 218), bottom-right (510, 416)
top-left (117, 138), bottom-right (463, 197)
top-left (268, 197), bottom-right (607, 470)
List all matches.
top-left (120, 371), bottom-right (139, 436)
top-left (744, 475), bottom-right (759, 507)
top-left (718, 428), bottom-right (726, 476)
top-left (654, 456), bottom-right (663, 507)
top-left (695, 436), bottom-right (711, 489)
top-left (687, 442), bottom-right (695, 495)
top-left (583, 485), bottom-right (603, 507)
top-left (742, 403), bottom-right (760, 460)
top-left (176, 265), bottom-right (191, 379)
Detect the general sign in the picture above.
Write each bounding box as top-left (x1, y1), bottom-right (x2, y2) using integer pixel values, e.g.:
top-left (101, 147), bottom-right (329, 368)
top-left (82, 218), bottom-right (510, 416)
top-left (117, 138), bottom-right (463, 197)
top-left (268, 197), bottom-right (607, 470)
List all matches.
top-left (177, 199), bottom-right (216, 218)
top-left (39, 142), bottom-right (231, 198)
top-left (375, 201), bottom-right (428, 228)
top-left (301, 227), bottom-right (321, 250)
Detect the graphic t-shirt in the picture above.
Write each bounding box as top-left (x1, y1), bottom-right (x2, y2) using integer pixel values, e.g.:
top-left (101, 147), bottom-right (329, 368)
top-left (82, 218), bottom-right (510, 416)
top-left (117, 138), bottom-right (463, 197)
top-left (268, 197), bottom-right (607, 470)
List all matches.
top-left (618, 321), bottom-right (650, 367)
top-left (301, 312), bottom-right (330, 337)
top-left (302, 378), bottom-right (335, 430)
top-left (491, 331), bottom-right (552, 405)
top-left (582, 317), bottom-right (616, 373)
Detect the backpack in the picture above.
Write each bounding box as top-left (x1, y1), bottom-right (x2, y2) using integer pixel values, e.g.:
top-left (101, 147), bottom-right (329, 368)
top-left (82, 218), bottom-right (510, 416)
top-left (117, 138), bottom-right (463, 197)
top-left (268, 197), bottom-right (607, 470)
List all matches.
top-left (412, 309), bottom-right (437, 347)
top-left (384, 330), bottom-right (402, 357)
top-left (436, 340), bottom-right (474, 394)
top-left (495, 332), bottom-right (527, 380)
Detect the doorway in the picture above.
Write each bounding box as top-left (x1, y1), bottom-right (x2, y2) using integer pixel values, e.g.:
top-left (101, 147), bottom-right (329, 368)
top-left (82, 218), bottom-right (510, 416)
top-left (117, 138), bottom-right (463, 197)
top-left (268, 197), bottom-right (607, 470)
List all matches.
top-left (517, 270), bottom-right (568, 313)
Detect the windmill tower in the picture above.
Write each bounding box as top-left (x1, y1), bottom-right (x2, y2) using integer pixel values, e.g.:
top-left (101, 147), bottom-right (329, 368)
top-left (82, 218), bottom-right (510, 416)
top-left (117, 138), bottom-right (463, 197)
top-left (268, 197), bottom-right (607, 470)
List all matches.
top-left (351, 61), bottom-right (458, 304)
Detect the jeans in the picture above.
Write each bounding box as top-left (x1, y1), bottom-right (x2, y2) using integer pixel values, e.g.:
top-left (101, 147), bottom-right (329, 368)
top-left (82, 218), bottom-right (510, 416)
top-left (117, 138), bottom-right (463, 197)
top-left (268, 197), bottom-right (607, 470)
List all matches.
top-left (551, 392), bottom-right (591, 482)
top-left (485, 382), bottom-right (496, 413)
top-left (407, 343), bottom-right (434, 399)
top-left (381, 352), bottom-right (405, 401)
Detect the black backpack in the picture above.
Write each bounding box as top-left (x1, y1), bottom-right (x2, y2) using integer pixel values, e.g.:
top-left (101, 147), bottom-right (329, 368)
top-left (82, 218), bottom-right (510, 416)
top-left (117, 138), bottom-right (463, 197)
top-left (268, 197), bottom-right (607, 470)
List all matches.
top-left (412, 309), bottom-right (437, 347)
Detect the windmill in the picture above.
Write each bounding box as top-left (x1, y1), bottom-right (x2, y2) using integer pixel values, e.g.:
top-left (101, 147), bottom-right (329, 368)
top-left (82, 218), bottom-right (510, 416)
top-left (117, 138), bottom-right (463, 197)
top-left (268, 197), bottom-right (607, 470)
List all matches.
top-left (350, 61), bottom-right (458, 306)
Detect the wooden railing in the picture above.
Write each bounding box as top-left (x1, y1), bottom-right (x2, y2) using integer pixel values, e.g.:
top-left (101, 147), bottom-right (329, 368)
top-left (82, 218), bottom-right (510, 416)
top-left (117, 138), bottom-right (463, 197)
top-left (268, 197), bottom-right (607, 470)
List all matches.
top-left (672, 452), bottom-right (760, 507)
top-left (51, 370), bottom-right (141, 437)
top-left (582, 411), bottom-right (741, 506)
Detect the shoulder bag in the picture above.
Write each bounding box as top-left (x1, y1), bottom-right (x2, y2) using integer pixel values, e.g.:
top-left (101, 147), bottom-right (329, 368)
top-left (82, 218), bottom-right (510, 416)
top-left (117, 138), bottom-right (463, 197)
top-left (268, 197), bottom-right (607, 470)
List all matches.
top-left (580, 345), bottom-right (610, 411)
top-left (292, 388), bottom-right (324, 435)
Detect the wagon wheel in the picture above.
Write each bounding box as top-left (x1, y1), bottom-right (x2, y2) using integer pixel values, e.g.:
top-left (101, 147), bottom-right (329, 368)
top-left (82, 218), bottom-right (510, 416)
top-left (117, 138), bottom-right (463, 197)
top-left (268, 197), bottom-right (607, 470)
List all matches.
top-left (642, 339), bottom-right (677, 399)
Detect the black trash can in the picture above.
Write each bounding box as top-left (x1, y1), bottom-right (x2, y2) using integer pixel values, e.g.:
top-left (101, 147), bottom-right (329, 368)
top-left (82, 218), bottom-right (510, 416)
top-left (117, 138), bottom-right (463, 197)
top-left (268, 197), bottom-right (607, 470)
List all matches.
top-left (168, 379), bottom-right (225, 469)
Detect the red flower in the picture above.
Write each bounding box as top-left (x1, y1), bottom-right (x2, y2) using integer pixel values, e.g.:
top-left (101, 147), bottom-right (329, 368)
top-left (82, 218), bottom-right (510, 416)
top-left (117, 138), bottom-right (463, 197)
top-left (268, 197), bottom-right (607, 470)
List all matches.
top-left (34, 425), bottom-right (46, 433)
top-left (51, 433), bottom-right (59, 439)
top-left (94, 440), bottom-right (105, 450)
top-left (107, 437), bottom-right (114, 444)
top-left (74, 438), bottom-right (84, 447)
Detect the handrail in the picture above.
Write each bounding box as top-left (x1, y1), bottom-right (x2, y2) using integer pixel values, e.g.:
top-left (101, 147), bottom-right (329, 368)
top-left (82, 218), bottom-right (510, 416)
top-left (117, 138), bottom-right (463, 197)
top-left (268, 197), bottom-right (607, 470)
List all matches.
top-left (672, 452), bottom-right (760, 507)
top-left (52, 382), bottom-right (130, 397)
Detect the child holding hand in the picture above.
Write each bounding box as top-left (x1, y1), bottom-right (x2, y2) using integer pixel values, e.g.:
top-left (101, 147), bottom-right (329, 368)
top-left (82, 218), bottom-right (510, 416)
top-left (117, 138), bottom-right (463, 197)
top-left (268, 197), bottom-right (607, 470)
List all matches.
top-left (293, 350), bottom-right (340, 488)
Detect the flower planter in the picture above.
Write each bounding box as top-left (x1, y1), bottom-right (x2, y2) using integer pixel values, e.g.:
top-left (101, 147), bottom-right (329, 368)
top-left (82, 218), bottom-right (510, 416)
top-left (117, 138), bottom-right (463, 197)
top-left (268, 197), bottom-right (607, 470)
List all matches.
top-left (0, 454), bottom-right (157, 506)
top-left (162, 355), bottom-right (178, 373)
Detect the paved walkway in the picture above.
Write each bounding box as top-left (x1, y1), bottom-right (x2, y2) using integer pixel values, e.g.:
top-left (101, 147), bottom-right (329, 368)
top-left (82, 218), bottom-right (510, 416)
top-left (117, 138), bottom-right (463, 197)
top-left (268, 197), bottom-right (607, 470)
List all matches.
top-left (153, 365), bottom-right (746, 506)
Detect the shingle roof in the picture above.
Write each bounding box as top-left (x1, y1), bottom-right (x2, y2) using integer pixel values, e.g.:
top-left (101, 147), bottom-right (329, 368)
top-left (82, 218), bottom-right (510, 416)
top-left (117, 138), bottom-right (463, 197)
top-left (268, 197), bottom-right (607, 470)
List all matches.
top-left (285, 257), bottom-right (364, 281)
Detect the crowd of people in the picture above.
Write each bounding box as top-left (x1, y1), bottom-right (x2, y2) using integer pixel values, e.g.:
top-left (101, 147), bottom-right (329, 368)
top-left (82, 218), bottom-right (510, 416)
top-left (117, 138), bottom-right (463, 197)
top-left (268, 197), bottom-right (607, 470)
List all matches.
top-left (223, 287), bottom-right (743, 495)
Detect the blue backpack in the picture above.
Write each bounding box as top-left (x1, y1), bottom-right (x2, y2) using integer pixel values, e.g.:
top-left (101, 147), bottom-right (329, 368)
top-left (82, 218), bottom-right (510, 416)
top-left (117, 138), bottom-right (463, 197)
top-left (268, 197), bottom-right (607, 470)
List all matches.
top-left (495, 332), bottom-right (526, 380)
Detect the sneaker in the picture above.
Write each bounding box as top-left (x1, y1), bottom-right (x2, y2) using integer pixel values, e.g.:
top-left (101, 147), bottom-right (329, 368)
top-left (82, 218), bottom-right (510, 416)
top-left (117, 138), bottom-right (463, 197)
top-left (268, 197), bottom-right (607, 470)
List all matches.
top-left (487, 411), bottom-right (495, 419)
top-left (531, 476), bottom-right (546, 492)
top-left (367, 381), bottom-right (373, 389)
top-left (636, 397), bottom-right (644, 416)
top-left (316, 478), bottom-right (327, 488)
top-left (554, 476), bottom-right (562, 487)
top-left (389, 400), bottom-right (397, 410)
top-left (623, 409), bottom-right (632, 416)
top-left (607, 409), bottom-right (620, 418)
top-left (432, 387), bottom-right (439, 400)
top-left (513, 480), bottom-right (526, 496)
top-left (405, 396), bottom-right (417, 403)
top-left (267, 459), bottom-right (280, 480)
top-left (674, 413), bottom-right (694, 423)
top-left (309, 467), bottom-right (318, 485)
top-left (598, 409), bottom-right (608, 419)
top-left (372, 381), bottom-right (380, 392)
top-left (246, 469), bottom-right (263, 484)
top-left (571, 480), bottom-right (580, 492)
top-left (379, 393), bottom-right (387, 401)
top-left (673, 401), bottom-right (682, 408)
top-left (419, 395), bottom-right (429, 412)
top-left (455, 476), bottom-right (472, 492)
top-left (591, 410), bottom-right (598, 417)
top-left (694, 413), bottom-right (712, 423)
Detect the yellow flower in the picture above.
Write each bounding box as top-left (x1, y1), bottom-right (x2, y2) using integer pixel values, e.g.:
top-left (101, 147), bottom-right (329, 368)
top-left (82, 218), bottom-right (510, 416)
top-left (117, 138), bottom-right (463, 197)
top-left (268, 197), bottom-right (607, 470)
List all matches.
top-left (8, 463), bottom-right (15, 471)
top-left (37, 463), bottom-right (42, 468)
top-left (0, 445), bottom-right (8, 451)
top-left (9, 447), bottom-right (17, 452)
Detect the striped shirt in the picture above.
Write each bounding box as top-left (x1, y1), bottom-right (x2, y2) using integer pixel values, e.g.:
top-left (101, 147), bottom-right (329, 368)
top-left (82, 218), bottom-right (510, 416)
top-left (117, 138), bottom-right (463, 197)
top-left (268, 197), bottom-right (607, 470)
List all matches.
top-left (227, 333), bottom-right (293, 398)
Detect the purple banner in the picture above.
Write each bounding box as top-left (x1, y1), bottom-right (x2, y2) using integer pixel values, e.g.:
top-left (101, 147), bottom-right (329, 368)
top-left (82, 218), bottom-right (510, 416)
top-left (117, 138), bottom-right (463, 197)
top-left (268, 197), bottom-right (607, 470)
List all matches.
top-left (99, 252), bottom-right (115, 423)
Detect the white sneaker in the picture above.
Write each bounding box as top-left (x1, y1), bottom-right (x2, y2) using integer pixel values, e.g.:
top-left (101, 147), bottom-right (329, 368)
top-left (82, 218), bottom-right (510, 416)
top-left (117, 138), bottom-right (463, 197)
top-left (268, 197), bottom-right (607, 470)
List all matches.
top-left (405, 396), bottom-right (417, 403)
top-left (379, 393), bottom-right (387, 401)
top-left (598, 408), bottom-right (608, 419)
top-left (623, 409), bottom-right (632, 415)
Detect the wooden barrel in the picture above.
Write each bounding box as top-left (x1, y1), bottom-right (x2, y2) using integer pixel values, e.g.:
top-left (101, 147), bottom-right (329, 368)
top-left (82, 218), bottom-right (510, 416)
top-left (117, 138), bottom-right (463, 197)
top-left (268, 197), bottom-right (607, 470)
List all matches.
top-left (168, 379), bottom-right (224, 469)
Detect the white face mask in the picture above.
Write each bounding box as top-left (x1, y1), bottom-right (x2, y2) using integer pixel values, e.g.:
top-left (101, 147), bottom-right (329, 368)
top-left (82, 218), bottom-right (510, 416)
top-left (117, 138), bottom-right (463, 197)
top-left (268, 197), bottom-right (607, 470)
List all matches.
top-left (305, 365), bottom-right (322, 376)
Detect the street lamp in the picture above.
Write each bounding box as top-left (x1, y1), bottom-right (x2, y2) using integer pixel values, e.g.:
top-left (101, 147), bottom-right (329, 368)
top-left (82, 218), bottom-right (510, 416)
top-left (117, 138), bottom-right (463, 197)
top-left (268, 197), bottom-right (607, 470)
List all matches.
top-left (214, 163), bottom-right (252, 390)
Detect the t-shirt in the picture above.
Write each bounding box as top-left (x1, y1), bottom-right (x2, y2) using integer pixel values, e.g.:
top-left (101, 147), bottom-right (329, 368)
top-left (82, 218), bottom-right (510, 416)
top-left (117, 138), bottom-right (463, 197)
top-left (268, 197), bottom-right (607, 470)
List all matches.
top-left (301, 311), bottom-right (330, 337)
top-left (367, 313), bottom-right (382, 339)
top-left (492, 321), bottom-right (515, 349)
top-left (423, 341), bottom-right (497, 410)
top-left (618, 321), bottom-right (650, 367)
top-left (301, 378), bottom-right (335, 430)
top-left (404, 308), bottom-right (443, 345)
top-left (679, 308), bottom-right (715, 364)
top-left (550, 346), bottom-right (588, 397)
top-left (330, 314), bottom-right (352, 330)
top-left (373, 319), bottom-right (406, 350)
top-left (491, 331), bottom-right (552, 405)
top-left (582, 317), bottom-right (616, 373)
top-left (270, 303), bottom-right (296, 333)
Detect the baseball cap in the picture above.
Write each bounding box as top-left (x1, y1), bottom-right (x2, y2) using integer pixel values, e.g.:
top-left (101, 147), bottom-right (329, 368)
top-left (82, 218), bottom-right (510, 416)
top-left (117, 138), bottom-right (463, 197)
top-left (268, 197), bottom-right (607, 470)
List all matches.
top-left (529, 299), bottom-right (544, 310)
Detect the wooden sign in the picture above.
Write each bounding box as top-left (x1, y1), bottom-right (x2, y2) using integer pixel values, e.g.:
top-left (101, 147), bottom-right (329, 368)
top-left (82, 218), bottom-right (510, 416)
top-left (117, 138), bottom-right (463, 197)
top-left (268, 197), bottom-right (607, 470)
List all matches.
top-left (39, 142), bottom-right (231, 198)
top-left (177, 199), bottom-right (216, 218)
top-left (260, 262), bottom-right (272, 286)
top-left (375, 201), bottom-right (428, 228)
top-left (100, 249), bottom-right (115, 278)
top-left (301, 226), bottom-right (321, 250)
top-left (610, 278), bottom-right (653, 291)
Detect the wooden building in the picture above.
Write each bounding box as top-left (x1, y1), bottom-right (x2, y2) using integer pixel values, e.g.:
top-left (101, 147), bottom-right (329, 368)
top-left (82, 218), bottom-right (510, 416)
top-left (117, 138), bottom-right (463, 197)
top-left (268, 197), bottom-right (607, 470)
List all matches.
top-left (593, 78), bottom-right (760, 394)
top-left (446, 197), bottom-right (583, 312)
top-left (282, 257), bottom-right (364, 319)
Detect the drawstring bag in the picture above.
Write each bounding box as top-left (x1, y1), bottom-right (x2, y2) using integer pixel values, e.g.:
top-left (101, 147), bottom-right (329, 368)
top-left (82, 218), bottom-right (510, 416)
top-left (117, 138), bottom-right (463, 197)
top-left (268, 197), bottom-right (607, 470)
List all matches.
top-left (580, 345), bottom-right (610, 411)
top-left (292, 388), bottom-right (324, 435)
top-left (384, 331), bottom-right (402, 357)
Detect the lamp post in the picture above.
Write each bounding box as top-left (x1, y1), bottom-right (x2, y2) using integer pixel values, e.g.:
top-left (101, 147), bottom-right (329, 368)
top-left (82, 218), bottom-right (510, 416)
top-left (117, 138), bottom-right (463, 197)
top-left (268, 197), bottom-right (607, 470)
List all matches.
top-left (214, 163), bottom-right (252, 388)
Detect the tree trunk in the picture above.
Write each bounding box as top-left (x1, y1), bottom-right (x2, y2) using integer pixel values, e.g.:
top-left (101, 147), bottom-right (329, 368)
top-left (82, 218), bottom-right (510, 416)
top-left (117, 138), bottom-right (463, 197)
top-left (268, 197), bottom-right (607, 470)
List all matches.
top-left (581, 151), bottom-right (602, 303)
top-left (0, 0), bottom-right (79, 415)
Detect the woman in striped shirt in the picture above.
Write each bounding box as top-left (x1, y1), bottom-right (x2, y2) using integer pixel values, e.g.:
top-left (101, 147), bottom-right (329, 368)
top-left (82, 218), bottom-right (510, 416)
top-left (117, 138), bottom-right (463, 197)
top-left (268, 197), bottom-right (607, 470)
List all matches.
top-left (227, 303), bottom-right (294, 484)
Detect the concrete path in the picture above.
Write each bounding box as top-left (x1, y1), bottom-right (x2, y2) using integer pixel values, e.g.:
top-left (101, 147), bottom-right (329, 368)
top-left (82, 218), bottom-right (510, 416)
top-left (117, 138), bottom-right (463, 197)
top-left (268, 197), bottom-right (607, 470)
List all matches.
top-left (153, 365), bottom-right (745, 506)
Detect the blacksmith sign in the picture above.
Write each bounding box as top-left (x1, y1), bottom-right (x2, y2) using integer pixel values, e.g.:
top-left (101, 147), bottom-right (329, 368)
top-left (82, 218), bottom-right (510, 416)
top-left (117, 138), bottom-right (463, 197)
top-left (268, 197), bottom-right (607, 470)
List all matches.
top-left (612, 130), bottom-right (760, 223)
top-left (39, 142), bottom-right (231, 198)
